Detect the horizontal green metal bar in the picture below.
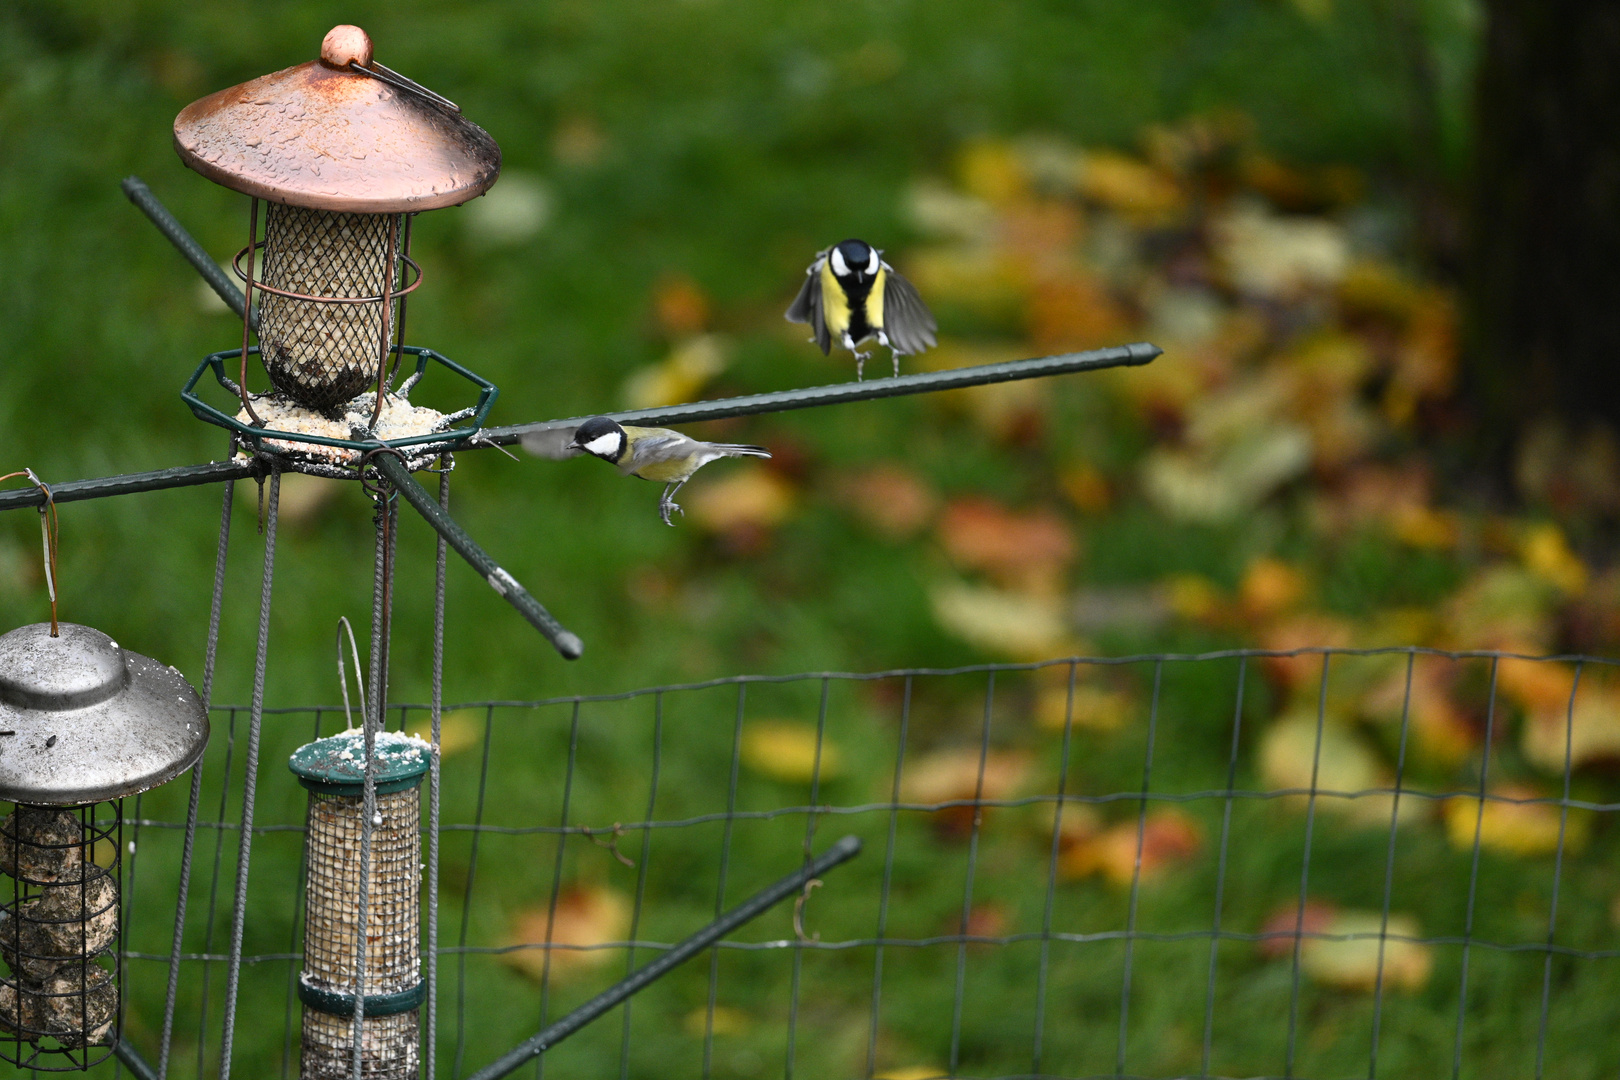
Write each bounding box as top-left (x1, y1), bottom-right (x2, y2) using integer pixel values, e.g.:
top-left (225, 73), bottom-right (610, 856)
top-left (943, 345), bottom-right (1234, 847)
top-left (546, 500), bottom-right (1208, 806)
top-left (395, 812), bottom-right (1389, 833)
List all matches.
top-left (0, 460), bottom-right (259, 512)
top-left (484, 342), bottom-right (1161, 443)
top-left (0, 345), bottom-right (1159, 515)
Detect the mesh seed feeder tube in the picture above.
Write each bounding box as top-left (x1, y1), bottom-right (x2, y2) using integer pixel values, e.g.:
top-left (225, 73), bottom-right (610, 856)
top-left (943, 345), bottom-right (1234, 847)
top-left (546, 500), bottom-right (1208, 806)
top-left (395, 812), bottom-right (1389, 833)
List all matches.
top-left (289, 729), bottom-right (432, 1080)
top-left (173, 24), bottom-right (500, 418)
top-left (0, 622), bottom-right (208, 1070)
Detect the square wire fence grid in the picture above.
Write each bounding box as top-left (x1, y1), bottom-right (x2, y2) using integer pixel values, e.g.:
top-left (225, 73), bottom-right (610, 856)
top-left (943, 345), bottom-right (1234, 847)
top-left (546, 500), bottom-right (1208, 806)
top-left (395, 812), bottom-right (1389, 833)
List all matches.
top-left (63, 647), bottom-right (1620, 1080)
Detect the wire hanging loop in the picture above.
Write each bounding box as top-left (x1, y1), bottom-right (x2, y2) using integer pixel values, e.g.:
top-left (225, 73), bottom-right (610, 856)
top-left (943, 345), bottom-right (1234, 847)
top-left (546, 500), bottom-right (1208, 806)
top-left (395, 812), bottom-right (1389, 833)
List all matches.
top-left (792, 878), bottom-right (823, 944)
top-left (335, 616), bottom-right (369, 733)
top-left (0, 470), bottom-right (60, 636)
top-left (357, 445), bottom-right (410, 504)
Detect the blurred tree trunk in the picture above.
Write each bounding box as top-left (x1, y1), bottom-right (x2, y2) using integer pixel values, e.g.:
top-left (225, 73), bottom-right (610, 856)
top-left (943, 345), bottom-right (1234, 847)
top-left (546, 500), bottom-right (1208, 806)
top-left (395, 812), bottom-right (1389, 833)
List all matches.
top-left (1469, 0), bottom-right (1620, 449)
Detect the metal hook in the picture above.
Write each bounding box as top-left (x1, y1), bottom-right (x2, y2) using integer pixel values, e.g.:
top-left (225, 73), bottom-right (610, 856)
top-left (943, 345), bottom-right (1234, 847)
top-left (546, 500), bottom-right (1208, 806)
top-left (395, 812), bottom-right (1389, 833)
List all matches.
top-left (335, 616), bottom-right (369, 733)
top-left (0, 469), bottom-right (60, 636)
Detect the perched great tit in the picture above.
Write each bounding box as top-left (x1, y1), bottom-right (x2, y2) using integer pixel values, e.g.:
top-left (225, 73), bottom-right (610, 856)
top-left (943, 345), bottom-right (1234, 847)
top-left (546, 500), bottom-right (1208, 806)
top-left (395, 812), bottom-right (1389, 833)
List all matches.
top-left (785, 238), bottom-right (937, 380)
top-left (522, 416), bottom-right (772, 526)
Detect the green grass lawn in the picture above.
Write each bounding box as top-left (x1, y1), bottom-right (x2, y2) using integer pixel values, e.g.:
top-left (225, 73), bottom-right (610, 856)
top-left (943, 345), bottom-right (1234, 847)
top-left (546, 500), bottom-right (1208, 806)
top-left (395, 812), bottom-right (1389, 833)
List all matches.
top-left (10, 3), bottom-right (1619, 1080)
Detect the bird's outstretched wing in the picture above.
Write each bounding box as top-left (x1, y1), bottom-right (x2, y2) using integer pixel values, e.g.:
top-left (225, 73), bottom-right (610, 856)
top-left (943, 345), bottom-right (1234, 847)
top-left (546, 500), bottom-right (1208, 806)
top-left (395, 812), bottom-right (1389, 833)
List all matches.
top-left (519, 425), bottom-right (582, 460)
top-left (881, 264), bottom-right (938, 356)
top-left (620, 429), bottom-right (692, 475)
top-left (784, 253), bottom-right (832, 355)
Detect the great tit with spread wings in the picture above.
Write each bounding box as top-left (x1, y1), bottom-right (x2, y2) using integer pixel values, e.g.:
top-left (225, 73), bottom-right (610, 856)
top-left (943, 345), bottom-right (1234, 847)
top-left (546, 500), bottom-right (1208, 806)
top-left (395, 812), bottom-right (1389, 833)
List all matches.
top-left (785, 238), bottom-right (936, 380)
top-left (522, 416), bottom-right (771, 526)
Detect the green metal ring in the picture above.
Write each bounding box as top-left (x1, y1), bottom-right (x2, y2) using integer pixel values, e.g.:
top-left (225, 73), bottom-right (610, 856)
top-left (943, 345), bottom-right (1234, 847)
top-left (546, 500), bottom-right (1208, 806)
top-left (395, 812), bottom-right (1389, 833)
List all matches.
top-left (297, 978), bottom-right (426, 1018)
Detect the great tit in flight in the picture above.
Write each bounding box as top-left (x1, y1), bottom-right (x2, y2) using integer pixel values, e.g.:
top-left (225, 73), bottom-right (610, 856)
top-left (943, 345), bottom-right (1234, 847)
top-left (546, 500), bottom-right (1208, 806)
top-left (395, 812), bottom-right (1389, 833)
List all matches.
top-left (785, 238), bottom-right (937, 380)
top-left (523, 416), bottom-right (772, 526)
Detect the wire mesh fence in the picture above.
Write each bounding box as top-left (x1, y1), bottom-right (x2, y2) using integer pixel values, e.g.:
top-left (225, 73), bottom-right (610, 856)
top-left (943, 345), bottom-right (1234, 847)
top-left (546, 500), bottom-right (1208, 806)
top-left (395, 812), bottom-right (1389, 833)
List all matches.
top-left (46, 647), bottom-right (1620, 1080)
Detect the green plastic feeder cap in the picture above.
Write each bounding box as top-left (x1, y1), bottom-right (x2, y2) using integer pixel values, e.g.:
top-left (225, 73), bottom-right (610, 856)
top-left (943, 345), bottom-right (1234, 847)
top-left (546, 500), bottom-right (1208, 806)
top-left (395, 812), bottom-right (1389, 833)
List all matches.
top-left (288, 729), bottom-right (432, 797)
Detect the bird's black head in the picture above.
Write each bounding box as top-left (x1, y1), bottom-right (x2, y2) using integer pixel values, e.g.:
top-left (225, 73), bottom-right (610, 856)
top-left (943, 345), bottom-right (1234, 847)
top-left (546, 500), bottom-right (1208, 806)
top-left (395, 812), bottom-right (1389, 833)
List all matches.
top-left (569, 416), bottom-right (627, 462)
top-left (828, 238), bottom-right (880, 284)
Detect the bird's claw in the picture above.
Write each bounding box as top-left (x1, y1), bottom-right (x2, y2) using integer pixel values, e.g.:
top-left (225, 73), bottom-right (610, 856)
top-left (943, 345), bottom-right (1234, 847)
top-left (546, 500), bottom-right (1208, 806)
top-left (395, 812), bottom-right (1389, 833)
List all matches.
top-left (659, 499), bottom-right (684, 527)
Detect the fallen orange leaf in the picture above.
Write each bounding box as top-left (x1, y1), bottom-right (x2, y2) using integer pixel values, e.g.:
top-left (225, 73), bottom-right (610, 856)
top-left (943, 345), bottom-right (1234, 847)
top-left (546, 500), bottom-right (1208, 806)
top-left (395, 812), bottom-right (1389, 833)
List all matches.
top-left (837, 464), bottom-right (939, 540)
top-left (936, 496), bottom-right (1077, 593)
top-left (1059, 809), bottom-right (1202, 885)
top-left (502, 886), bottom-right (631, 980)
top-left (902, 748), bottom-right (1032, 839)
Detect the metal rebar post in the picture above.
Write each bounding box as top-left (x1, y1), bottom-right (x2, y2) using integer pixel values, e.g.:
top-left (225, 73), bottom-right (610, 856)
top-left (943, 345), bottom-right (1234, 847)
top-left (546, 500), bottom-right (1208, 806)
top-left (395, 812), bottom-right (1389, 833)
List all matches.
top-left (465, 836), bottom-right (863, 1080)
top-left (217, 462), bottom-right (281, 1080)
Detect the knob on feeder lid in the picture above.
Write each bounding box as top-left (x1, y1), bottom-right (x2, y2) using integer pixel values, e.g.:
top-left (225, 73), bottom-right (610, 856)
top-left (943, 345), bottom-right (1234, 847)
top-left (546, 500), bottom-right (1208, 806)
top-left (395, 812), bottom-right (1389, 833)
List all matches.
top-left (0, 623), bottom-right (209, 805)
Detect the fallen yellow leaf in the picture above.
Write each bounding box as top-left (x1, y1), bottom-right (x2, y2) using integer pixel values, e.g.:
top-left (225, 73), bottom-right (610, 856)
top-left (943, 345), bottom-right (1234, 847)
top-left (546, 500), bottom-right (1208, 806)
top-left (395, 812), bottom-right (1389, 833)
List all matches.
top-left (404, 708), bottom-right (483, 758)
top-left (682, 1005), bottom-right (749, 1038)
top-left (929, 582), bottom-right (1077, 660)
top-left (1521, 522), bottom-right (1588, 595)
top-left (1302, 911), bottom-right (1432, 993)
top-left (740, 720), bottom-right (841, 784)
top-left (1036, 683), bottom-right (1132, 732)
top-left (1443, 784), bottom-right (1587, 857)
top-left (621, 334), bottom-right (727, 410)
top-left (1240, 556), bottom-right (1307, 622)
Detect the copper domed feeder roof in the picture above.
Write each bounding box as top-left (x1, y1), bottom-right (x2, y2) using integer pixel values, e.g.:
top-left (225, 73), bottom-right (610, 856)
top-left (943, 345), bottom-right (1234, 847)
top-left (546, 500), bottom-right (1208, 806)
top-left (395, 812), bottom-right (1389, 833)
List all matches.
top-left (173, 25), bottom-right (501, 213)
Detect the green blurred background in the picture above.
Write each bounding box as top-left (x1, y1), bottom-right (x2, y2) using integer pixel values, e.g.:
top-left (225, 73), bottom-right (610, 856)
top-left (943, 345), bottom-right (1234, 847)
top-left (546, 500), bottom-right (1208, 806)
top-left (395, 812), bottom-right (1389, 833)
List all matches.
top-left (7, 2), bottom-right (1620, 1079)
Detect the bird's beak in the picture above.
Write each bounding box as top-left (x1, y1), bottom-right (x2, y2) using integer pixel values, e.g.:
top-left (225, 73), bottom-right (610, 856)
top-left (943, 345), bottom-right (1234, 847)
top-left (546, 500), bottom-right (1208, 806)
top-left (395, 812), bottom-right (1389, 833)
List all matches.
top-left (566, 439), bottom-right (581, 450)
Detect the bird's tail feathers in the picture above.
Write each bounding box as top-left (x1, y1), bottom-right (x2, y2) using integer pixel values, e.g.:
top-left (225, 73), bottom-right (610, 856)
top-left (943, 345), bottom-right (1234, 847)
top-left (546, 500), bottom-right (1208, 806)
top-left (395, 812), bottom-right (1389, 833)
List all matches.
top-left (713, 443), bottom-right (772, 459)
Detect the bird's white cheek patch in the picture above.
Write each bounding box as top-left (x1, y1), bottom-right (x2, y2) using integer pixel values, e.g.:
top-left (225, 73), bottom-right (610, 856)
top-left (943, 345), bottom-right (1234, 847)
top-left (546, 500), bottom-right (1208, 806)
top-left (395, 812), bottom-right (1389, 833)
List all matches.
top-left (866, 248), bottom-right (879, 274)
top-left (830, 247), bottom-right (849, 277)
top-left (584, 433), bottom-right (621, 457)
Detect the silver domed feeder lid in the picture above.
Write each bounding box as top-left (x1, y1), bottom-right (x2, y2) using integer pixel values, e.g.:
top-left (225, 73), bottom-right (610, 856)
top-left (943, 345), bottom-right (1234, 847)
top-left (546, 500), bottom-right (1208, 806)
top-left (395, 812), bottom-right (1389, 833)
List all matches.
top-left (0, 623), bottom-right (209, 805)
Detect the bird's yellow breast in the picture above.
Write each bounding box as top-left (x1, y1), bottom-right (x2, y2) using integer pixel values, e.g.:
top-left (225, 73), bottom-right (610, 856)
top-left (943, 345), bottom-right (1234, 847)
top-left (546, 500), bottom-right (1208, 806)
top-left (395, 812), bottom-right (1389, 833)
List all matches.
top-left (865, 266), bottom-right (887, 330)
top-left (820, 258), bottom-right (850, 336)
top-left (631, 456), bottom-right (697, 483)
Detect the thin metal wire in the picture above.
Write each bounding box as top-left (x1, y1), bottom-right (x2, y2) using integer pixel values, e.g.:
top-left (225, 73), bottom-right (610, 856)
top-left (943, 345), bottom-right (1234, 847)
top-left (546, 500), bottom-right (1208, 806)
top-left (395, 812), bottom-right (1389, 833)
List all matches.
top-left (1534, 662), bottom-right (1582, 1078)
top-left (948, 671), bottom-right (997, 1077)
top-left (701, 684), bottom-right (748, 1080)
top-left (1199, 657), bottom-right (1248, 1079)
top-left (157, 466), bottom-right (233, 1080)
top-left (866, 675), bottom-right (912, 1080)
top-left (218, 461), bottom-right (281, 1080)
top-left (427, 463), bottom-right (449, 1080)
top-left (1452, 657), bottom-right (1501, 1080)
top-left (1116, 660), bottom-right (1162, 1078)
top-left (616, 693), bottom-right (665, 1080)
top-left (531, 700), bottom-right (581, 1080)
top-left (1032, 663), bottom-right (1076, 1076)
top-left (194, 704), bottom-right (240, 1080)
top-left (1367, 652), bottom-right (1416, 1079)
top-left (92, 648), bottom-right (1620, 1080)
top-left (282, 726), bottom-right (317, 1080)
top-left (784, 677), bottom-right (832, 1080)
top-left (1283, 654), bottom-right (1331, 1079)
top-left (348, 491), bottom-right (395, 1080)
top-left (451, 704), bottom-right (496, 1080)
